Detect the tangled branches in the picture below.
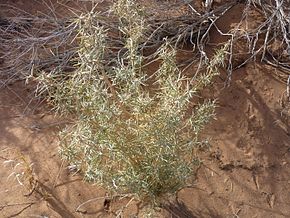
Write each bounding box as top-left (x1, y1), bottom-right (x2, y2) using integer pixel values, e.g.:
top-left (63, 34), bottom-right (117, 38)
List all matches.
top-left (222, 0), bottom-right (290, 84)
top-left (1, 0), bottom-right (289, 87)
top-left (0, 4), bottom-right (77, 85)
top-left (0, 1), bottom-right (238, 86)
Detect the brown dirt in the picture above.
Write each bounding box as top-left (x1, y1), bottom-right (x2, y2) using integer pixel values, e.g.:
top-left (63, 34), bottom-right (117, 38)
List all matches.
top-left (0, 1), bottom-right (290, 218)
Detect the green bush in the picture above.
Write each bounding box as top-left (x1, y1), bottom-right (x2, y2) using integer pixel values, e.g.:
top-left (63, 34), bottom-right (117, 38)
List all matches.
top-left (36, 0), bottom-right (227, 205)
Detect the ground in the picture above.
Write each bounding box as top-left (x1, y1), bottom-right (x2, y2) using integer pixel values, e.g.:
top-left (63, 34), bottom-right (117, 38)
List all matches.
top-left (0, 0), bottom-right (290, 217)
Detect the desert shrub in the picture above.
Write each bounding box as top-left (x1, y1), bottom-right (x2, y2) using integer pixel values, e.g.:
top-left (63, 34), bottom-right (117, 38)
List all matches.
top-left (36, 0), bottom-right (227, 205)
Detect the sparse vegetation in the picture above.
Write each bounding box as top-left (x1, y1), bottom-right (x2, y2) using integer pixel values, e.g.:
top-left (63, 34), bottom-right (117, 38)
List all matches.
top-left (1, 0), bottom-right (290, 216)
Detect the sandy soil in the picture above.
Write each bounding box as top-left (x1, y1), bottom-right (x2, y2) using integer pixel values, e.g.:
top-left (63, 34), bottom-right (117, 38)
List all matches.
top-left (0, 0), bottom-right (289, 217)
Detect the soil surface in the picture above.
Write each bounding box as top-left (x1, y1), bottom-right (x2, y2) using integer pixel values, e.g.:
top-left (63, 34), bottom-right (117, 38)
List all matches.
top-left (1, 0), bottom-right (289, 218)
